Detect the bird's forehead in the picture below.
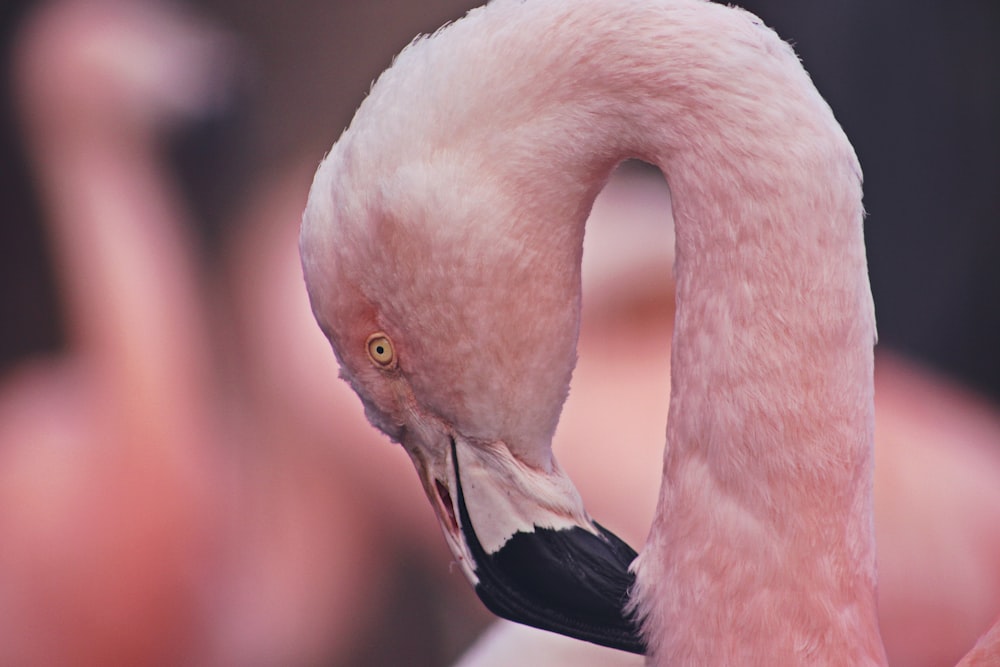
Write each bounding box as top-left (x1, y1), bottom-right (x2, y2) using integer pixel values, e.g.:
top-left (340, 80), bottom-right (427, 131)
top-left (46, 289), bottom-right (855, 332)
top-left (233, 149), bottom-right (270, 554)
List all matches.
top-left (302, 135), bottom-right (577, 467)
top-left (328, 160), bottom-right (524, 314)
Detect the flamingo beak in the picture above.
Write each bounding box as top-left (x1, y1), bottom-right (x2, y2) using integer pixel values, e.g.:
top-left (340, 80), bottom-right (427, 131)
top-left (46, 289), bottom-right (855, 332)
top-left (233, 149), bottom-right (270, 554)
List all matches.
top-left (410, 435), bottom-right (646, 655)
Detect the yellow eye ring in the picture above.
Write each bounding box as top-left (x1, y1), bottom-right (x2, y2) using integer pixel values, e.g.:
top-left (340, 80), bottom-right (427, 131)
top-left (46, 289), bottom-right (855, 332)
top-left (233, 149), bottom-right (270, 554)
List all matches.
top-left (366, 332), bottom-right (396, 369)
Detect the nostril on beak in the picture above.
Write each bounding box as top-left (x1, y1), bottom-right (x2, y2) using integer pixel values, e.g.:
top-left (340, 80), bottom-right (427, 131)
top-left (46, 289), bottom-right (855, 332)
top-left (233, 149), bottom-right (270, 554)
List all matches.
top-left (435, 478), bottom-right (458, 534)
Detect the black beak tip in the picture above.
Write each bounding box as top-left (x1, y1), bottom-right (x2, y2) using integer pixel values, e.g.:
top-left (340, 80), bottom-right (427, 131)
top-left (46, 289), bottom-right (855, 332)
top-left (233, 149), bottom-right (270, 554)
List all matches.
top-left (473, 523), bottom-right (647, 655)
top-left (450, 439), bottom-right (646, 654)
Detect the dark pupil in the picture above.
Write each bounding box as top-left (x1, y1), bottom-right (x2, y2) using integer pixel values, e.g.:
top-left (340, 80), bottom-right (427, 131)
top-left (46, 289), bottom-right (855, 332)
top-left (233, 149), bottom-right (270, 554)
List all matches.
top-left (375, 345), bottom-right (385, 355)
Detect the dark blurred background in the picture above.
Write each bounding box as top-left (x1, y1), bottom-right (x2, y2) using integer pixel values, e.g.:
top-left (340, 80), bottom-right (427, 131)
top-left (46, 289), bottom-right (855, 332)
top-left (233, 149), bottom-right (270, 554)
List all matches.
top-left (740, 0), bottom-right (1000, 405)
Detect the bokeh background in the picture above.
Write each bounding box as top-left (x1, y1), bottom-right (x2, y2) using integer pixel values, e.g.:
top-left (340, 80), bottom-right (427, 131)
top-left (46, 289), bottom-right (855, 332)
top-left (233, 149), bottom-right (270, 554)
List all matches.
top-left (1, 1), bottom-right (998, 665)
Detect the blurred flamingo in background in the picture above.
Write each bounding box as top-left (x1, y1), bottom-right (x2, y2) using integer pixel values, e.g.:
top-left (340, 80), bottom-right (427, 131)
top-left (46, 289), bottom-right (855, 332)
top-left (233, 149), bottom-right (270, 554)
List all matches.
top-left (4, 2), bottom-right (398, 664)
top-left (3, 3), bottom-right (228, 662)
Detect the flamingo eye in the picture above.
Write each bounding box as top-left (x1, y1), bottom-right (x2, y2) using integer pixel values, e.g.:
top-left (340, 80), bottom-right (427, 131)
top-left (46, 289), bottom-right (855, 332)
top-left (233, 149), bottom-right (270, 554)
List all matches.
top-left (366, 333), bottom-right (396, 369)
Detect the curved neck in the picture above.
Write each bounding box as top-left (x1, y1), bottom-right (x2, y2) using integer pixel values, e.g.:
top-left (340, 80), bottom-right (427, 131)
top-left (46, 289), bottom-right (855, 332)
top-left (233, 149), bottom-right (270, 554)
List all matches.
top-left (17, 50), bottom-right (215, 453)
top-left (433, 1), bottom-right (882, 663)
top-left (328, 0), bottom-right (883, 661)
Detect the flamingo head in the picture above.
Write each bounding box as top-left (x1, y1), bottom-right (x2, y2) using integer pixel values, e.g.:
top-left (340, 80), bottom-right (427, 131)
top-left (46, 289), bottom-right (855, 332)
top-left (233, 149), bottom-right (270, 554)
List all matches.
top-left (299, 112), bottom-right (644, 653)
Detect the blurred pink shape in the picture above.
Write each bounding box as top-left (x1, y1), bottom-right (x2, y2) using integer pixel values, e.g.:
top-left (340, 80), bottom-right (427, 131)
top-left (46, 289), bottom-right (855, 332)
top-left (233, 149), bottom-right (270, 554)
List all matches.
top-left (3, 2), bottom-right (391, 664)
top-left (3, 2), bottom-right (228, 663)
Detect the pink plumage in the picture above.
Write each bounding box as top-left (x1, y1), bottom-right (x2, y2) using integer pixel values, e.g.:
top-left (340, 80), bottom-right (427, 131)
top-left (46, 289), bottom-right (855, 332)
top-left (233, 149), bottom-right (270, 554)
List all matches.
top-left (300, 0), bottom-right (1000, 664)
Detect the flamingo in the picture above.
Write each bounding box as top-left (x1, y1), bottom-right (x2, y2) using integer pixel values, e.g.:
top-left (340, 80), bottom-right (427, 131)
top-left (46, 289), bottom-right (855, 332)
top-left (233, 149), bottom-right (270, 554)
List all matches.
top-left (7, 2), bottom-right (390, 664)
top-left (300, 0), bottom-right (1000, 664)
top-left (3, 2), bottom-right (228, 663)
